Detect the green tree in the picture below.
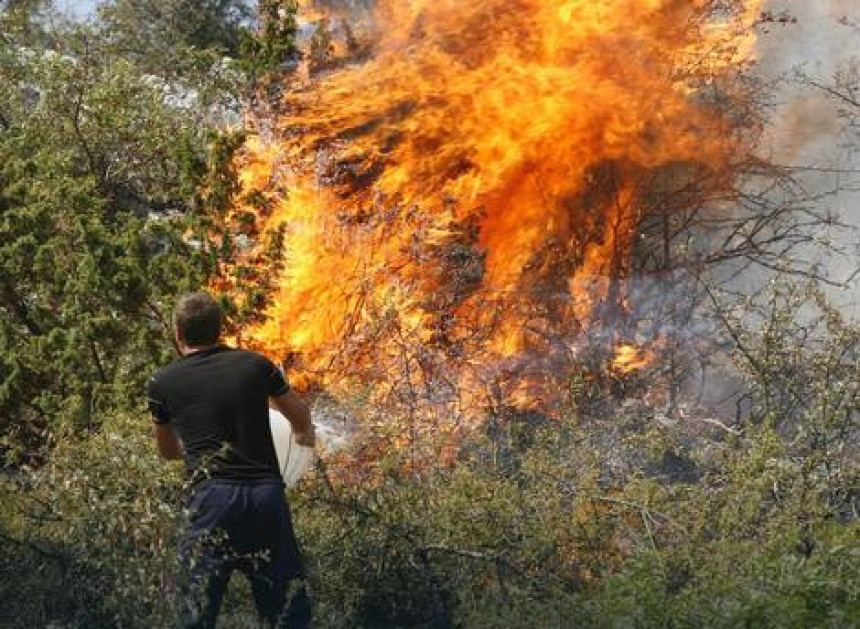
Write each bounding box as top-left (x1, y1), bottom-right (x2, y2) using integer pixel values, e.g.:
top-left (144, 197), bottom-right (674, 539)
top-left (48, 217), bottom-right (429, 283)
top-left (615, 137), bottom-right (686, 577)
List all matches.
top-left (238, 0), bottom-right (299, 82)
top-left (97, 0), bottom-right (252, 75)
top-left (0, 8), bottom-right (234, 461)
top-left (0, 2), bottom-right (292, 623)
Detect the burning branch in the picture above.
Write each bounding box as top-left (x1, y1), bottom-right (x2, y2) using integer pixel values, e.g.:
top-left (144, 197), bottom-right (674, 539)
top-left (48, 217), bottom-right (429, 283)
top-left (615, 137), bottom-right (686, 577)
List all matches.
top-left (217, 0), bottom-right (773, 455)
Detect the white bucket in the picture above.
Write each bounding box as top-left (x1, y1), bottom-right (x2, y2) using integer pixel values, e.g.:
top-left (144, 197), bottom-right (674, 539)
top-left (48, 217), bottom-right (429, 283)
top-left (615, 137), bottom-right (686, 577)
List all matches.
top-left (269, 409), bottom-right (315, 487)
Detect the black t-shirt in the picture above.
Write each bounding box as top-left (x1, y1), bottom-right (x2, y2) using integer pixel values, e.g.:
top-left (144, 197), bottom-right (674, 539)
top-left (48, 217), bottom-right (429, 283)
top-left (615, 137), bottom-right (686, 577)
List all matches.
top-left (146, 346), bottom-right (288, 484)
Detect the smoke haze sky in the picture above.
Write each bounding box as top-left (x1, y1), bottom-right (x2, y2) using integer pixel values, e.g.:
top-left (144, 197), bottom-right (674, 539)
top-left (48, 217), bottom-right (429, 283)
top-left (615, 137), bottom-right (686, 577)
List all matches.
top-left (758, 2), bottom-right (860, 313)
top-left (60, 0), bottom-right (96, 17)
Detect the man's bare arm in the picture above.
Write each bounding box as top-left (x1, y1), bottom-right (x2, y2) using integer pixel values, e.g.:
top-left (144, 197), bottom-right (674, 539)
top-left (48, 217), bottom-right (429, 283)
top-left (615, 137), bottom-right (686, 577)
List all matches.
top-left (271, 390), bottom-right (315, 447)
top-left (153, 423), bottom-right (184, 460)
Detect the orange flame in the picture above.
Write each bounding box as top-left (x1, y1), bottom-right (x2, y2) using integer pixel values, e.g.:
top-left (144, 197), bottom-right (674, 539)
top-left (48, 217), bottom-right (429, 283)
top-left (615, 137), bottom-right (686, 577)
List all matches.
top-left (221, 0), bottom-right (762, 422)
top-left (611, 343), bottom-right (654, 374)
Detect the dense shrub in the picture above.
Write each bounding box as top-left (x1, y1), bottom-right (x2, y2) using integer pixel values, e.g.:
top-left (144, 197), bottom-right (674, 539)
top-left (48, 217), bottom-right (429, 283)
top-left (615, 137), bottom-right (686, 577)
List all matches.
top-left (0, 414), bottom-right (184, 626)
top-left (2, 284), bottom-right (856, 627)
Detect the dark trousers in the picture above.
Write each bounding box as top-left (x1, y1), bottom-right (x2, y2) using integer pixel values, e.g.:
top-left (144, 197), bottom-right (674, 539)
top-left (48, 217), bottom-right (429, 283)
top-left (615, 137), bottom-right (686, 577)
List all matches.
top-left (179, 480), bottom-right (311, 628)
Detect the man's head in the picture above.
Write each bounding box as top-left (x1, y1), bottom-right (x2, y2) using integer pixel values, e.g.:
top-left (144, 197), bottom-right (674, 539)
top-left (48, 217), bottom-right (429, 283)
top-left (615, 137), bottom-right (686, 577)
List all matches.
top-left (173, 292), bottom-right (222, 350)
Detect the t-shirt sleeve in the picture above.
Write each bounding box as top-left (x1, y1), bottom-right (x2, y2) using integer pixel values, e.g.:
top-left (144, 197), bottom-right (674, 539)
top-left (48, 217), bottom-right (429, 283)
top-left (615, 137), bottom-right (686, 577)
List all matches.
top-left (266, 360), bottom-right (290, 397)
top-left (146, 376), bottom-right (170, 424)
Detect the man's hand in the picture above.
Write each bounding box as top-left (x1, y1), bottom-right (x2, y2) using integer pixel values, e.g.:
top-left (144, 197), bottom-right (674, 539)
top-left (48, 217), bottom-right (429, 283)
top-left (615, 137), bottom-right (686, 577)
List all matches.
top-left (293, 424), bottom-right (316, 448)
top-left (153, 423), bottom-right (184, 460)
top-left (271, 390), bottom-right (316, 448)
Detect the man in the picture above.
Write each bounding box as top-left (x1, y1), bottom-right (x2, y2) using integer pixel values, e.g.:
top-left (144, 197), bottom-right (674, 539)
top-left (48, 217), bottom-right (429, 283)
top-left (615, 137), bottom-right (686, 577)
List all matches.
top-left (146, 292), bottom-right (314, 628)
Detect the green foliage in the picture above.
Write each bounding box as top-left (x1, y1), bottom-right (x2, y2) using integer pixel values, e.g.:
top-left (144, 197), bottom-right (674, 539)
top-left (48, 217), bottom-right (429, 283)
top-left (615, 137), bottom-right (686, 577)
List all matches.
top-left (0, 6), bottom-right (240, 459)
top-left (237, 0), bottom-right (299, 81)
top-left (0, 413), bottom-right (185, 626)
top-left (288, 282), bottom-right (858, 627)
top-left (0, 2), bottom-right (856, 627)
top-left (0, 283), bottom-right (857, 626)
top-left (98, 0), bottom-right (252, 76)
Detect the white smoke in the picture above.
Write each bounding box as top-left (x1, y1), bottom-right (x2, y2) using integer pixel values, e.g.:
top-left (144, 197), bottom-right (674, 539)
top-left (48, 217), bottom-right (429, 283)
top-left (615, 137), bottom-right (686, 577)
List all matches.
top-left (759, 1), bottom-right (860, 316)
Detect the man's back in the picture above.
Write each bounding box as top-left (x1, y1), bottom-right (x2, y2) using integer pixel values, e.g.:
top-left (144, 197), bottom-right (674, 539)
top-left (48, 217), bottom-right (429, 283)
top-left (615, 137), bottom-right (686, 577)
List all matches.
top-left (149, 293), bottom-right (312, 628)
top-left (147, 346), bottom-right (288, 483)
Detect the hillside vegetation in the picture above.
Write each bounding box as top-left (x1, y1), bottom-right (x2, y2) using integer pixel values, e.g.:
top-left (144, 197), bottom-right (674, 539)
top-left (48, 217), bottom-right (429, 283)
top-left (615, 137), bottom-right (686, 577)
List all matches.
top-left (1, 2), bottom-right (857, 627)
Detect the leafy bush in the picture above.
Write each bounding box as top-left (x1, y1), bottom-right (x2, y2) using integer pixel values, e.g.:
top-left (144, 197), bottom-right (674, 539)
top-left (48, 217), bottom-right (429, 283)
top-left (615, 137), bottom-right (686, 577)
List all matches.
top-left (289, 282), bottom-right (859, 627)
top-left (1, 413), bottom-right (183, 626)
top-left (1, 282), bottom-right (857, 627)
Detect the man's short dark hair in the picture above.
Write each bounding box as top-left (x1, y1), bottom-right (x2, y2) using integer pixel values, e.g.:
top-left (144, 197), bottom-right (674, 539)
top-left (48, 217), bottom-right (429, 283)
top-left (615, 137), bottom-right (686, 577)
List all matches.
top-left (174, 292), bottom-right (222, 347)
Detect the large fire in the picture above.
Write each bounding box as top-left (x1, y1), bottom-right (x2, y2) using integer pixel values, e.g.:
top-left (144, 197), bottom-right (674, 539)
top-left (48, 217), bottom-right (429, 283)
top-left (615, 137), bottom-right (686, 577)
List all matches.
top-left (218, 0), bottom-right (761, 436)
